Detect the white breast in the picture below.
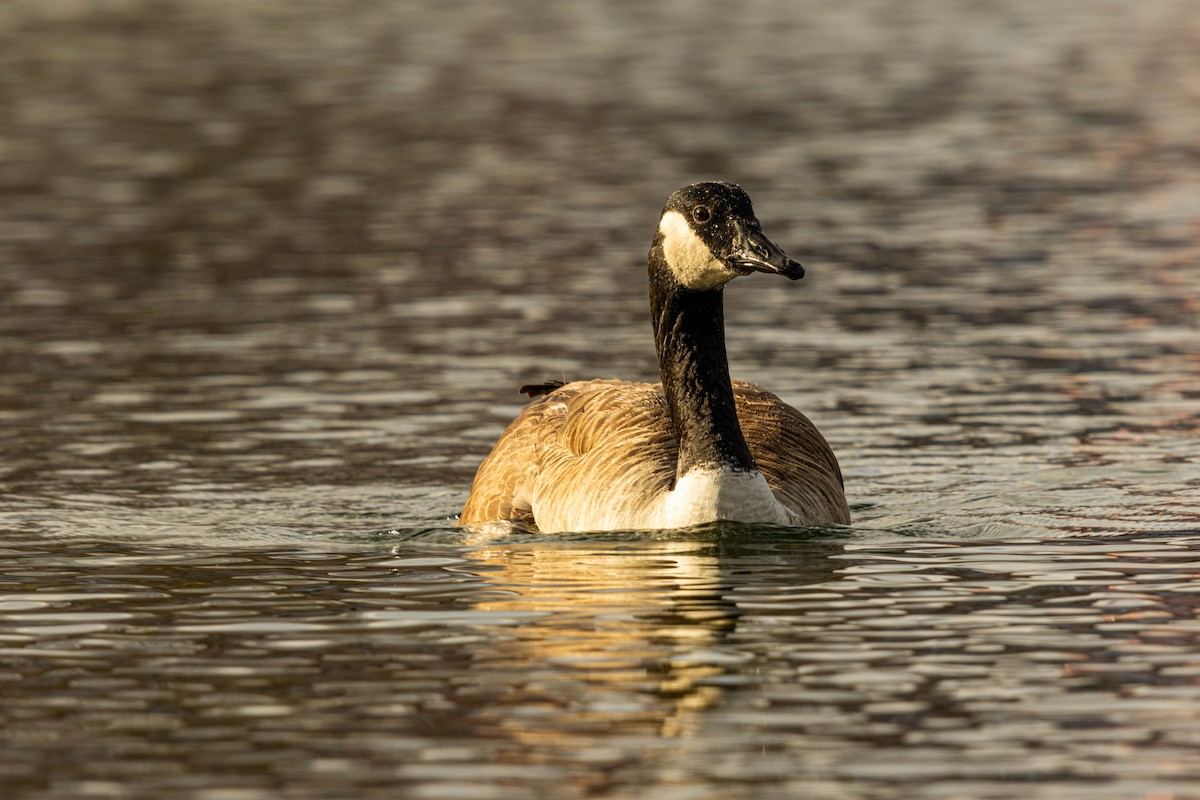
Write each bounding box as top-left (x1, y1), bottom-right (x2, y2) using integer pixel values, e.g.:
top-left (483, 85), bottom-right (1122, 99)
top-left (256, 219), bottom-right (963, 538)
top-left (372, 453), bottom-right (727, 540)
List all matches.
top-left (656, 465), bottom-right (793, 528)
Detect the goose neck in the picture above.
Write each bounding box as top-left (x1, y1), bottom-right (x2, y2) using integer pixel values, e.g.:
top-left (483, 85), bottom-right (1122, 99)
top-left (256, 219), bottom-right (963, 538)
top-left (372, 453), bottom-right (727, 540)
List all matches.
top-left (649, 254), bottom-right (757, 478)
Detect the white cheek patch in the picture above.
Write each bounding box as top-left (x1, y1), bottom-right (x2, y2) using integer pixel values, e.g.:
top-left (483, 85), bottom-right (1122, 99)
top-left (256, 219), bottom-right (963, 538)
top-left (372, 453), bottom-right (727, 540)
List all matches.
top-left (658, 210), bottom-right (738, 290)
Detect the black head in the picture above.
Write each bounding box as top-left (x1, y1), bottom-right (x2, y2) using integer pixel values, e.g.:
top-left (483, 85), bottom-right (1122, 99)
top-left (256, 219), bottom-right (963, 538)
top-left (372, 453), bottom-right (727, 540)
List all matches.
top-left (655, 182), bottom-right (804, 290)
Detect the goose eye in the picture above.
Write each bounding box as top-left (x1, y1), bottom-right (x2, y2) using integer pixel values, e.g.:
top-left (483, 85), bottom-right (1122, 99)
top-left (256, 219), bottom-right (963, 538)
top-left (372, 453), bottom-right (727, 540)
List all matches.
top-left (692, 205), bottom-right (711, 224)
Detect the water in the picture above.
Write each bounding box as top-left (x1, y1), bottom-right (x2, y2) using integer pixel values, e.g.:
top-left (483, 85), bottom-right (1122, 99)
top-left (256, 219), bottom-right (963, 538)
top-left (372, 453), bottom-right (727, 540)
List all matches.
top-left (2, 0), bottom-right (1199, 797)
top-left (4, 535), bottom-right (1200, 799)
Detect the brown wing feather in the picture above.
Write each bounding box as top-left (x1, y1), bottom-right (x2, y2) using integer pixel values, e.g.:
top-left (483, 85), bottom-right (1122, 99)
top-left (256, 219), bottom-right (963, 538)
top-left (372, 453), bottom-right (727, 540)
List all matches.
top-left (459, 379), bottom-right (849, 530)
top-left (533, 382), bottom-right (677, 531)
top-left (458, 380), bottom-right (676, 530)
top-left (733, 381), bottom-right (851, 525)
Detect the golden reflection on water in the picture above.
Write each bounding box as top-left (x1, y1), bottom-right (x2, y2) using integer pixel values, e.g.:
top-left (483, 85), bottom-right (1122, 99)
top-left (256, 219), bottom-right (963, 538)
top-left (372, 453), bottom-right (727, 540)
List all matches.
top-left (469, 541), bottom-right (737, 739)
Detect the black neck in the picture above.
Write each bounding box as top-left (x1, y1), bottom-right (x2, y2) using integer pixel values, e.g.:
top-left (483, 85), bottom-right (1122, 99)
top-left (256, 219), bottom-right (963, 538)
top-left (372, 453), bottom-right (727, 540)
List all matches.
top-left (649, 245), bottom-right (757, 478)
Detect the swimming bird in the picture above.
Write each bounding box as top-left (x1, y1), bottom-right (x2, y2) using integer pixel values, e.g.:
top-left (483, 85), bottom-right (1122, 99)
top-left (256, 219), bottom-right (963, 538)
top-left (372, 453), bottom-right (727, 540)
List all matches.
top-left (459, 182), bottom-right (849, 532)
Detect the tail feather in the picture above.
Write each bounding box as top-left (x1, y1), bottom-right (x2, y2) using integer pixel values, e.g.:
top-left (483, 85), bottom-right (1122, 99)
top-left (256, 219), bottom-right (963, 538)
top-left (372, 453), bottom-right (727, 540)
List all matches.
top-left (518, 380), bottom-right (567, 399)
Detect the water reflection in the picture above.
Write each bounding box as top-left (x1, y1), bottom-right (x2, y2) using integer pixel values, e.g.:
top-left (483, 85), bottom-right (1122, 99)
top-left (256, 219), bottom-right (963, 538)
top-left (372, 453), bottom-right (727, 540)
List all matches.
top-left (9, 533), bottom-right (1200, 798)
top-left (466, 537), bottom-right (844, 743)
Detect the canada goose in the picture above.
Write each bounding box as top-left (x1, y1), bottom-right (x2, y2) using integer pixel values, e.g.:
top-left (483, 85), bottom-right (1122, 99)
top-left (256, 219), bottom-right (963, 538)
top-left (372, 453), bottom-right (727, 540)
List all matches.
top-left (459, 182), bottom-right (849, 532)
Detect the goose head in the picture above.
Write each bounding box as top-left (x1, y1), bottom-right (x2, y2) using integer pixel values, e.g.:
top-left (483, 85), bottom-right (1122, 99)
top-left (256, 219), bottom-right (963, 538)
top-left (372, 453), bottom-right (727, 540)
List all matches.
top-left (655, 182), bottom-right (804, 291)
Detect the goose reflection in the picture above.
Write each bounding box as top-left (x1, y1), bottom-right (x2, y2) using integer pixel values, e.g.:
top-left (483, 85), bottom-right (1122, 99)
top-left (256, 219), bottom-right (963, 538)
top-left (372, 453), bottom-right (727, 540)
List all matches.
top-left (463, 533), bottom-right (845, 741)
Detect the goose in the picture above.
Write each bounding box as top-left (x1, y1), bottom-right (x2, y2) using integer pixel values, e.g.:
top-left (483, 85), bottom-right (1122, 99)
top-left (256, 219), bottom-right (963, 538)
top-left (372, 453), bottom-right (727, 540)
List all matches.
top-left (458, 182), bottom-right (850, 533)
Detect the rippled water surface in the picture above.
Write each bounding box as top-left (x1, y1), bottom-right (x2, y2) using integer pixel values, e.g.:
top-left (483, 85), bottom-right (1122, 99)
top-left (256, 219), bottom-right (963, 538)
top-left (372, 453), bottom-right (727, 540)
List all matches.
top-left (2, 0), bottom-right (1199, 797)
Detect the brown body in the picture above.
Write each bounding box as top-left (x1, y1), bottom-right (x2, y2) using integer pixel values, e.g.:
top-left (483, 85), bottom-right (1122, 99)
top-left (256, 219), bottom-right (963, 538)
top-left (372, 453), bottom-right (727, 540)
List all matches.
top-left (458, 378), bottom-right (849, 532)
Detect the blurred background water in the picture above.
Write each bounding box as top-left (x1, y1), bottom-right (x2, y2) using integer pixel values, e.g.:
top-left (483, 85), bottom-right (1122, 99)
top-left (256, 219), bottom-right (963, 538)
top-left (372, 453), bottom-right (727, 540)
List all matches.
top-left (1, 0), bottom-right (1199, 798)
